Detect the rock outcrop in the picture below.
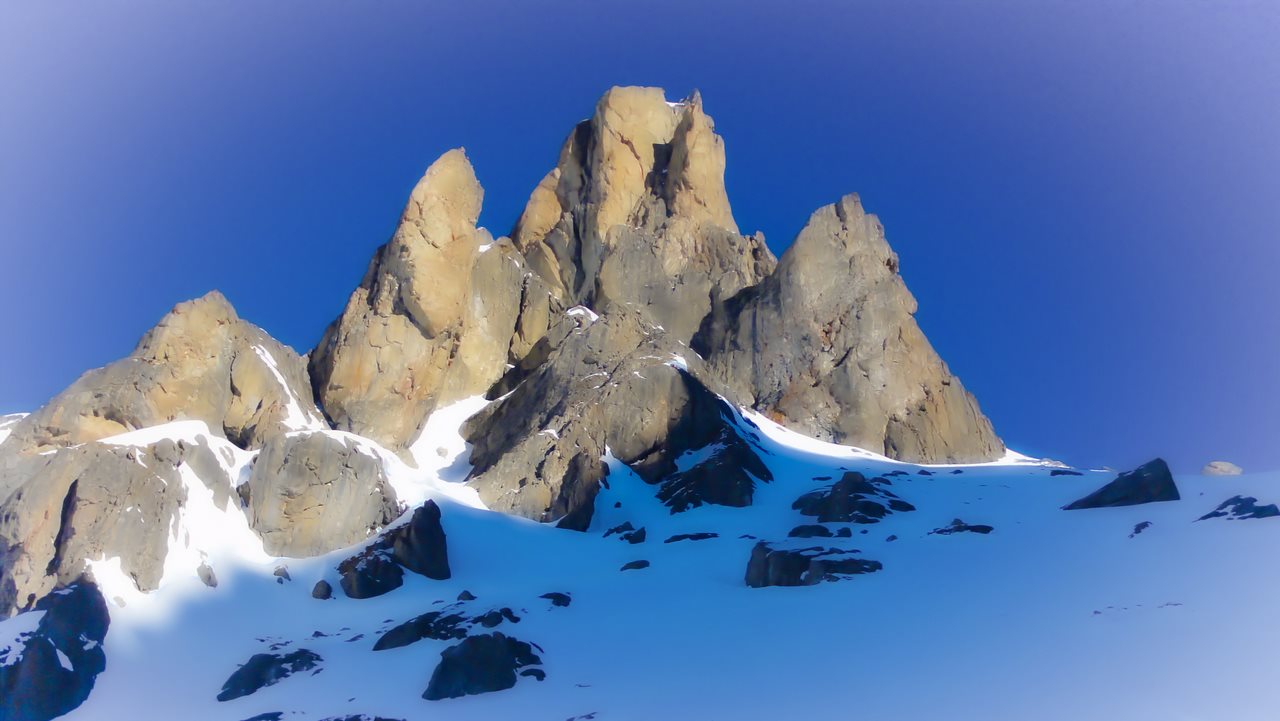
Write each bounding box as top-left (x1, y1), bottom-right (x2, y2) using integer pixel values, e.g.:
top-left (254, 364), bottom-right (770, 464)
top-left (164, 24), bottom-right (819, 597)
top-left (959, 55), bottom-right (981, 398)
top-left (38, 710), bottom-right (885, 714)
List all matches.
top-left (245, 432), bottom-right (400, 557)
top-left (1062, 458), bottom-right (1180, 510)
top-left (792, 471), bottom-right (915, 524)
top-left (462, 306), bottom-right (768, 530)
top-left (512, 87), bottom-right (774, 343)
top-left (310, 150), bottom-right (560, 451)
top-left (335, 501), bottom-right (451, 599)
top-left (695, 194), bottom-right (1003, 463)
top-left (1197, 496), bottom-right (1279, 521)
top-left (216, 649), bottom-right (323, 702)
top-left (0, 435), bottom-right (237, 617)
top-left (2, 292), bottom-right (324, 453)
top-left (0, 579), bottom-right (109, 721)
top-left (422, 632), bottom-right (545, 700)
top-left (745, 542), bottom-right (882, 587)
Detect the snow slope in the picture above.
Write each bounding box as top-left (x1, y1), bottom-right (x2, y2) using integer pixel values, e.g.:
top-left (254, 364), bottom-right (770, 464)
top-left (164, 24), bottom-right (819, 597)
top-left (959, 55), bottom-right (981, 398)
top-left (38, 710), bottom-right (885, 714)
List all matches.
top-left (3, 400), bottom-right (1278, 721)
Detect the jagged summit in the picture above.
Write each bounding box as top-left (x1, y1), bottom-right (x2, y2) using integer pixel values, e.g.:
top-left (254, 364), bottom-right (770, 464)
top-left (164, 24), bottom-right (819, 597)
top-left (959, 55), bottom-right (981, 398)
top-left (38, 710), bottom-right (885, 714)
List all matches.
top-left (1, 84), bottom-right (1271, 721)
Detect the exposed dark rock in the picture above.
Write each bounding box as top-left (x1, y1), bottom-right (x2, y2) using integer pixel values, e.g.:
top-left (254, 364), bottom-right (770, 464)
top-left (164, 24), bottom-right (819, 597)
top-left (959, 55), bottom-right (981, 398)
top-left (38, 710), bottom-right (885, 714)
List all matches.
top-left (602, 523), bottom-right (646, 544)
top-left (457, 590), bottom-right (476, 601)
top-left (1050, 469), bottom-right (1083, 477)
top-left (216, 649), bottom-right (322, 702)
top-left (1063, 459), bottom-right (1180, 510)
top-left (540, 592), bottom-right (572, 607)
top-left (373, 612), bottom-right (468, 651)
top-left (664, 532), bottom-right (719, 543)
top-left (1130, 521), bottom-right (1152, 538)
top-left (788, 525), bottom-right (833, 538)
top-left (745, 542), bottom-right (882, 588)
top-left (385, 502), bottom-right (451, 580)
top-left (792, 471), bottom-right (915, 524)
top-left (1197, 496), bottom-right (1280, 521)
top-left (885, 534), bottom-right (898, 542)
top-left (240, 714), bottom-right (284, 721)
top-left (0, 579), bottom-right (109, 721)
top-left (336, 501), bottom-right (451, 599)
top-left (603, 522), bottom-right (636, 538)
top-left (620, 560), bottom-right (650, 572)
top-left (950, 469), bottom-right (964, 474)
top-left (917, 470), bottom-right (934, 476)
top-left (338, 547), bottom-right (404, 600)
top-left (423, 633), bottom-right (544, 700)
top-left (311, 580), bottom-right (333, 600)
top-left (273, 566), bottom-right (291, 583)
top-left (930, 519), bottom-right (994, 535)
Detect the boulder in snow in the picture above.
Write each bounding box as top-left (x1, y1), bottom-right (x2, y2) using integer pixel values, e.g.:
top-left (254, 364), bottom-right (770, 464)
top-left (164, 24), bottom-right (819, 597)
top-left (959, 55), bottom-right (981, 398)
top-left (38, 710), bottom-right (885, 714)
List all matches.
top-left (422, 633), bottom-right (545, 700)
top-left (1062, 459), bottom-right (1180, 510)
top-left (745, 542), bottom-right (882, 587)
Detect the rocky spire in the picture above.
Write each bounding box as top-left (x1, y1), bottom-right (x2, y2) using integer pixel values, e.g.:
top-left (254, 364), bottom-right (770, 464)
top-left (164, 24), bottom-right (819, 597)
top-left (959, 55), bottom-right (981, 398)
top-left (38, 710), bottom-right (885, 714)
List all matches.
top-left (694, 194), bottom-right (1004, 463)
top-left (512, 86), bottom-right (774, 342)
top-left (310, 149), bottom-right (559, 450)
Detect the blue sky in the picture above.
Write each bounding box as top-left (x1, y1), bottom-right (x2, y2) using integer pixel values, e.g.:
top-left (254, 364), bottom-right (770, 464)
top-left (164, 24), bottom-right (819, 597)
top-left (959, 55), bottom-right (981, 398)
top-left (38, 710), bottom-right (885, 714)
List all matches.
top-left (1, 1), bottom-right (1276, 472)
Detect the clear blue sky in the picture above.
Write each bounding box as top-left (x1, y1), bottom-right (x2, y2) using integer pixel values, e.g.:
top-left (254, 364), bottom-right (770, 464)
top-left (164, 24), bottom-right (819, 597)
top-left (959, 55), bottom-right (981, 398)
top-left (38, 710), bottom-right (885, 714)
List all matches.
top-left (2, 1), bottom-right (1276, 472)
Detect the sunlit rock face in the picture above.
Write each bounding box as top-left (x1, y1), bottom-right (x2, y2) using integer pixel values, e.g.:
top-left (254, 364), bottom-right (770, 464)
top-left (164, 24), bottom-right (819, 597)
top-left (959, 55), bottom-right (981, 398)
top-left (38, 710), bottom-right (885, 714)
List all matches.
top-left (1, 291), bottom-right (324, 454)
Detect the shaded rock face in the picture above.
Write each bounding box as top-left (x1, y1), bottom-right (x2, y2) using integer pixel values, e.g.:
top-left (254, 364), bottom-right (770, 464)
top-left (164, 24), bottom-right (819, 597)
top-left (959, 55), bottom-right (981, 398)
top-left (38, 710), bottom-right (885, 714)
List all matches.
top-left (792, 471), bottom-right (915, 524)
top-left (423, 632), bottom-right (544, 700)
top-left (374, 604), bottom-right (521, 652)
top-left (310, 150), bottom-right (561, 451)
top-left (246, 432), bottom-right (399, 557)
top-left (695, 194), bottom-right (1003, 464)
top-left (0, 436), bottom-right (236, 617)
top-left (930, 519), bottom-right (994, 535)
top-left (1063, 459), bottom-right (1180, 510)
top-left (657, 421), bottom-right (773, 513)
top-left (744, 542), bottom-right (882, 588)
top-left (216, 648), bottom-right (322, 702)
top-left (512, 86), bottom-right (775, 343)
top-left (3, 291), bottom-right (324, 453)
top-left (1198, 496), bottom-right (1279, 521)
top-left (0, 579), bottom-right (109, 721)
top-left (336, 501), bottom-right (451, 599)
top-left (463, 307), bottom-right (762, 530)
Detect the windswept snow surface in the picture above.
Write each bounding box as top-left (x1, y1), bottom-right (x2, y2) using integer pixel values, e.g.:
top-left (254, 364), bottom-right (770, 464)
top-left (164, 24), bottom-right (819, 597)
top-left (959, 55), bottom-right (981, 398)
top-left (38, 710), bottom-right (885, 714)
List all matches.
top-left (4, 402), bottom-right (1275, 720)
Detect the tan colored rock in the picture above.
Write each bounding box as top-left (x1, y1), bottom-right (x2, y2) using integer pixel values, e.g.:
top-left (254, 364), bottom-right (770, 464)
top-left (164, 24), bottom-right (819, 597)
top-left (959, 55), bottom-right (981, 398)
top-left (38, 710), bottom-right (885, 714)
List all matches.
top-left (312, 150), bottom-right (562, 451)
top-left (0, 436), bottom-right (236, 617)
top-left (511, 86), bottom-right (774, 342)
top-left (1202, 461), bottom-right (1243, 476)
top-left (246, 431), bottom-right (399, 557)
top-left (4, 292), bottom-right (324, 453)
top-left (696, 194), bottom-right (1004, 464)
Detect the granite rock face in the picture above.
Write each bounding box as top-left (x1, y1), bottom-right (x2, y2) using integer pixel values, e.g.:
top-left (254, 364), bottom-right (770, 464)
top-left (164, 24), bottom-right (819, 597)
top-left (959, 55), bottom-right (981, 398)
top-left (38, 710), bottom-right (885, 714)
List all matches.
top-left (695, 194), bottom-right (1003, 464)
top-left (310, 150), bottom-right (561, 451)
top-left (512, 87), bottom-right (775, 343)
top-left (246, 432), bottom-right (400, 557)
top-left (2, 291), bottom-right (324, 453)
top-left (462, 306), bottom-right (766, 530)
top-left (0, 436), bottom-right (237, 617)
